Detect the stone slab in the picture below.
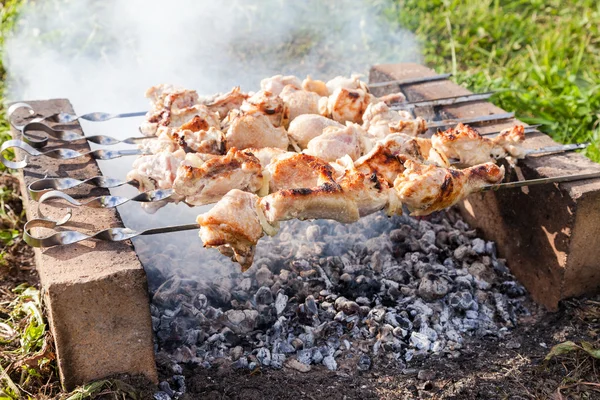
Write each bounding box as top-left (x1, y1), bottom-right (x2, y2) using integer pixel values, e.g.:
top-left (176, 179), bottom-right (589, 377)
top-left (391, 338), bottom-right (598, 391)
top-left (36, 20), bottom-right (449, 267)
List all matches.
top-left (9, 99), bottom-right (158, 389)
top-left (370, 63), bottom-right (600, 310)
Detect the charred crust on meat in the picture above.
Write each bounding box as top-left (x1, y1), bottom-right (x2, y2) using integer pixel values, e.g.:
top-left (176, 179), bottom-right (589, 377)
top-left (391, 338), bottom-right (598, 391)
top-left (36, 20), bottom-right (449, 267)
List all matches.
top-left (347, 91), bottom-right (360, 99)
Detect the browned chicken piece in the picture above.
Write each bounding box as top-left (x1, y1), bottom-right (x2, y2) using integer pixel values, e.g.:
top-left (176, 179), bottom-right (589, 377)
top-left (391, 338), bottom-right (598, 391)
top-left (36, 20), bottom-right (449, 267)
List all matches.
top-left (240, 90), bottom-right (288, 127)
top-left (241, 147), bottom-right (290, 168)
top-left (380, 134), bottom-right (450, 167)
top-left (196, 189), bottom-right (268, 271)
top-left (205, 86), bottom-right (249, 119)
top-left (336, 167), bottom-right (400, 217)
top-left (279, 85), bottom-right (321, 122)
top-left (325, 75), bottom-right (369, 94)
top-left (394, 157), bottom-right (504, 216)
top-left (431, 123), bottom-right (526, 165)
top-left (304, 123), bottom-right (369, 162)
top-left (377, 92), bottom-right (406, 105)
top-left (319, 87), bottom-right (373, 124)
top-left (265, 153), bottom-right (336, 192)
top-left (287, 114), bottom-right (344, 149)
top-left (353, 143), bottom-right (410, 185)
top-left (260, 183), bottom-right (360, 225)
top-left (302, 75), bottom-right (329, 96)
top-left (127, 149), bottom-right (187, 193)
top-left (225, 111), bottom-right (289, 150)
top-left (362, 102), bottom-right (426, 139)
top-left (260, 75), bottom-right (302, 96)
top-left (172, 148), bottom-right (263, 206)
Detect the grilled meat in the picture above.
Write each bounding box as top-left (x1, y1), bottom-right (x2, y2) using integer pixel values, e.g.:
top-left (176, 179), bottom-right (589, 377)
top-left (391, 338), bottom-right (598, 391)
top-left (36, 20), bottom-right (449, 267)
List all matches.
top-left (394, 157), bottom-right (504, 216)
top-left (287, 114), bottom-right (344, 149)
top-left (279, 85), bottom-right (321, 123)
top-left (225, 111), bottom-right (289, 150)
top-left (260, 75), bottom-right (302, 96)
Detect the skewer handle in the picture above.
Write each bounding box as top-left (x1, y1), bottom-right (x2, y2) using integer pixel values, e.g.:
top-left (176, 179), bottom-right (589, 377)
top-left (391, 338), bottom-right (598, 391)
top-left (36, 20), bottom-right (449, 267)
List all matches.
top-left (0, 140), bottom-right (148, 169)
top-left (21, 122), bottom-right (151, 148)
top-left (23, 216), bottom-right (199, 248)
top-left (36, 189), bottom-right (174, 220)
top-left (28, 176), bottom-right (138, 201)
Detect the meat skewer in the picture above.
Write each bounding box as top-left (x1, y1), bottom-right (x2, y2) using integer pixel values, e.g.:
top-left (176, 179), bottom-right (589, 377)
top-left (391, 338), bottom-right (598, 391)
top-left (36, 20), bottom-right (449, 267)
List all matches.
top-left (24, 170), bottom-right (600, 270)
top-left (390, 92), bottom-right (495, 110)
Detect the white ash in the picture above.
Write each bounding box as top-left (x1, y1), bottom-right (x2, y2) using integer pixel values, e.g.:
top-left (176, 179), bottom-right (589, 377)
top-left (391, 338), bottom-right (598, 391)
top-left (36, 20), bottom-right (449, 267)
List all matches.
top-left (139, 208), bottom-right (527, 382)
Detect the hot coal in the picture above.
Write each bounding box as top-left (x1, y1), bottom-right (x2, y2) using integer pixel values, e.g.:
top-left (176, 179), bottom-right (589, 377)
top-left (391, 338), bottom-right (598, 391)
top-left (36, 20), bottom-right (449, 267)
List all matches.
top-left (137, 208), bottom-right (527, 397)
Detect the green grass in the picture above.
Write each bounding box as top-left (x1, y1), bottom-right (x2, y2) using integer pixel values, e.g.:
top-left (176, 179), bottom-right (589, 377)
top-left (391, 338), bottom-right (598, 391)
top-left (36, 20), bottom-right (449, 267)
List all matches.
top-left (387, 0), bottom-right (600, 161)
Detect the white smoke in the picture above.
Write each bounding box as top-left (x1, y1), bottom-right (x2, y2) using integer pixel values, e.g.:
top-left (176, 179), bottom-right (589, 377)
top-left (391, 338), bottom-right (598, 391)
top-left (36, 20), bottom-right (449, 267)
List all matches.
top-left (3, 0), bottom-right (422, 270)
top-left (4, 0), bottom-right (421, 112)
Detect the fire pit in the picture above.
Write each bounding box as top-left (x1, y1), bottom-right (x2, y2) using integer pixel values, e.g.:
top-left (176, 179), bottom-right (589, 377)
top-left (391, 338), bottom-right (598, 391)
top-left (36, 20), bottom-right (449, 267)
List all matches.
top-left (8, 63), bottom-right (600, 392)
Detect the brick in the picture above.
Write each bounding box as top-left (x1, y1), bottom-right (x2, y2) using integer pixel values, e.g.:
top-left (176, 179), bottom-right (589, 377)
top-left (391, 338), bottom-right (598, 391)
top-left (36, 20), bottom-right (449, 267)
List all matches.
top-left (370, 63), bottom-right (600, 310)
top-left (10, 100), bottom-right (157, 389)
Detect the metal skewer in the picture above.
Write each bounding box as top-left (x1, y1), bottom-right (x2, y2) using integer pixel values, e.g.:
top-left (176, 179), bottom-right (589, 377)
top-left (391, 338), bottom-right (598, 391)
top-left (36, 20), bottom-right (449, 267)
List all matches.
top-left (8, 103), bottom-right (147, 130)
top-left (28, 176), bottom-right (139, 201)
top-left (23, 170), bottom-right (600, 248)
top-left (369, 73), bottom-right (452, 88)
top-left (0, 140), bottom-right (148, 170)
top-left (391, 92), bottom-right (495, 110)
top-left (478, 124), bottom-right (541, 137)
top-left (20, 122), bottom-right (151, 149)
top-left (427, 112), bottom-right (514, 130)
top-left (9, 75), bottom-right (453, 130)
top-left (36, 189), bottom-right (174, 219)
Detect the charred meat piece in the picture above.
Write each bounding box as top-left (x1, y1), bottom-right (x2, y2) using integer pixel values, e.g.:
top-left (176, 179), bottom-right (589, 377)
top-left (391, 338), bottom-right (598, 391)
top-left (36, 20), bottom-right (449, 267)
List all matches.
top-left (394, 158), bottom-right (504, 216)
top-left (173, 148), bottom-right (263, 206)
top-left (320, 87), bottom-right (373, 124)
top-left (205, 86), bottom-right (249, 119)
top-left (431, 123), bottom-right (526, 165)
top-left (266, 153), bottom-right (335, 192)
top-left (240, 90), bottom-right (288, 127)
top-left (196, 189), bottom-right (267, 271)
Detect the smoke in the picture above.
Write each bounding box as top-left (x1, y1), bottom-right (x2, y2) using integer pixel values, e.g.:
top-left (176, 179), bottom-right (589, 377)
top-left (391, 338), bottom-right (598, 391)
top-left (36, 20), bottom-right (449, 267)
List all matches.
top-left (4, 0), bottom-right (421, 110)
top-left (4, 0), bottom-right (422, 272)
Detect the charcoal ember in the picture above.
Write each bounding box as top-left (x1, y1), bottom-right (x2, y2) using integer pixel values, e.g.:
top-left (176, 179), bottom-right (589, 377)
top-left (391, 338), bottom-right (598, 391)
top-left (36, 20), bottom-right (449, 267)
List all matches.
top-left (149, 210), bottom-right (528, 376)
top-left (334, 297), bottom-right (360, 315)
top-left (221, 309), bottom-right (258, 334)
top-left (275, 292), bottom-right (288, 315)
top-left (322, 355), bottom-right (337, 371)
top-left (254, 286), bottom-right (274, 305)
top-left (153, 391), bottom-right (171, 400)
top-left (417, 273), bottom-right (450, 301)
top-left (271, 353), bottom-right (285, 369)
top-left (357, 354), bottom-right (371, 371)
top-left (159, 381), bottom-right (174, 397)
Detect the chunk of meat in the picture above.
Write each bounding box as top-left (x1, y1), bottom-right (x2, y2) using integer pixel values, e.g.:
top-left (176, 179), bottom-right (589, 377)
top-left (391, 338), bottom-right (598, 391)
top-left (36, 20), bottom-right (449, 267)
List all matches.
top-left (377, 92), bottom-right (406, 105)
top-left (304, 123), bottom-right (367, 162)
top-left (279, 85), bottom-right (321, 122)
top-left (173, 148), bottom-right (263, 205)
top-left (205, 86), bottom-right (249, 119)
top-left (260, 75), bottom-right (302, 96)
top-left (394, 158), bottom-right (504, 216)
top-left (336, 167), bottom-right (395, 217)
top-left (302, 75), bottom-right (329, 96)
top-left (362, 102), bottom-right (426, 139)
top-left (196, 189), bottom-right (266, 271)
top-left (325, 75), bottom-right (368, 94)
top-left (242, 147), bottom-right (290, 168)
top-left (240, 90), bottom-right (288, 127)
top-left (266, 153), bottom-right (335, 192)
top-left (354, 143), bottom-right (408, 185)
top-left (287, 114), bottom-right (344, 149)
top-left (127, 149), bottom-right (186, 192)
top-left (260, 183), bottom-right (360, 224)
top-left (431, 123), bottom-right (526, 165)
top-left (225, 112), bottom-right (289, 150)
top-left (319, 87), bottom-right (373, 124)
